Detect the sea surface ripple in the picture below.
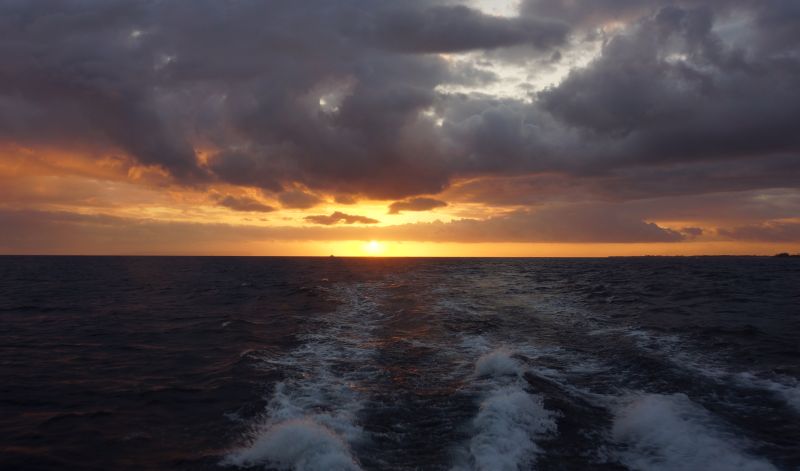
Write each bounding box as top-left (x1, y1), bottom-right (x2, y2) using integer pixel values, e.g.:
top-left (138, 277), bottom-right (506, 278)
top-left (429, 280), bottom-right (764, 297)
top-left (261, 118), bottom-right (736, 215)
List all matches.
top-left (1, 256), bottom-right (798, 470)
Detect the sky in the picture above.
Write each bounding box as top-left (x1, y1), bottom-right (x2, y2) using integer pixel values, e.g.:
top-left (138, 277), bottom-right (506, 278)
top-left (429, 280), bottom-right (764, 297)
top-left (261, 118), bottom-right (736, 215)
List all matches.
top-left (1, 0), bottom-right (799, 256)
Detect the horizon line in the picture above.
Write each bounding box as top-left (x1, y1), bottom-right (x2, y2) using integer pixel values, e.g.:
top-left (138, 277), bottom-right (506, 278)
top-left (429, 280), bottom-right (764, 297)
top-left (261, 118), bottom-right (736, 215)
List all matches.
top-left (0, 254), bottom-right (795, 258)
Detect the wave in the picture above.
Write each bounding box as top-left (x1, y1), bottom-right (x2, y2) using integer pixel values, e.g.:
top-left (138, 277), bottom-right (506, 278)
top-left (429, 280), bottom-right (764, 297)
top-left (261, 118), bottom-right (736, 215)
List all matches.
top-left (733, 372), bottom-right (800, 413)
top-left (612, 393), bottom-right (777, 471)
top-left (223, 284), bottom-right (388, 471)
top-left (221, 419), bottom-right (360, 471)
top-left (453, 348), bottom-right (557, 471)
top-left (474, 347), bottom-right (522, 378)
top-left (623, 329), bottom-right (800, 413)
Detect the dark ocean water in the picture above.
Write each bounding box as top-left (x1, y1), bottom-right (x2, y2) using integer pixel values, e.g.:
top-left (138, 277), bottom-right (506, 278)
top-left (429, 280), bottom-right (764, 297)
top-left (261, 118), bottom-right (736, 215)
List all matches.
top-left (1, 256), bottom-right (799, 471)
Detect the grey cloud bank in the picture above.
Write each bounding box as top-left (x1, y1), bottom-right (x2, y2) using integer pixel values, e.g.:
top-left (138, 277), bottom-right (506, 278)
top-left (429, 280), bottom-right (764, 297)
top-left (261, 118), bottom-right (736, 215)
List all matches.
top-left (304, 211), bottom-right (380, 225)
top-left (1, 0), bottom-right (799, 245)
top-left (388, 197), bottom-right (449, 214)
top-left (0, 207), bottom-right (681, 252)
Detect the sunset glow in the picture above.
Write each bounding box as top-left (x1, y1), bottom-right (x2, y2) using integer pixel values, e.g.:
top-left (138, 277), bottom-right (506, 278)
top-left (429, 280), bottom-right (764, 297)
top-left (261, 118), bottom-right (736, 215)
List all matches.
top-left (0, 0), bottom-right (798, 256)
top-left (2, 2), bottom-right (800, 469)
top-left (363, 241), bottom-right (386, 256)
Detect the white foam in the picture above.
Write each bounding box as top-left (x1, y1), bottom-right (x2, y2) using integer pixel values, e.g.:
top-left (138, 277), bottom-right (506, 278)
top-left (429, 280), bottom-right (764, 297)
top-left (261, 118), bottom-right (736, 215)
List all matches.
top-left (623, 329), bottom-right (800, 413)
top-left (454, 347), bottom-right (558, 470)
top-left (223, 283), bottom-right (386, 471)
top-left (475, 348), bottom-right (522, 378)
top-left (460, 335), bottom-right (491, 354)
top-left (458, 386), bottom-right (557, 471)
top-left (222, 419), bottom-right (361, 471)
top-left (612, 393), bottom-right (777, 471)
top-left (733, 372), bottom-right (800, 414)
top-left (262, 371), bottom-right (364, 442)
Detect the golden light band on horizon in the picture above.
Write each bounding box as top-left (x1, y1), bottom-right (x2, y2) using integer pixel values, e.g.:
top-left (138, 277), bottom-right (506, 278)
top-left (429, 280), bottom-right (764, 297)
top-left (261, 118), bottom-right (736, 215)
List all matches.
top-left (0, 0), bottom-right (798, 256)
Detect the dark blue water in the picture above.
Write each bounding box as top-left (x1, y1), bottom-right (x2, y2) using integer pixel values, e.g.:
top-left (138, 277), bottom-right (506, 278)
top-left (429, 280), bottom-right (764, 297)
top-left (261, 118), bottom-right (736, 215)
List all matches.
top-left (1, 256), bottom-right (798, 470)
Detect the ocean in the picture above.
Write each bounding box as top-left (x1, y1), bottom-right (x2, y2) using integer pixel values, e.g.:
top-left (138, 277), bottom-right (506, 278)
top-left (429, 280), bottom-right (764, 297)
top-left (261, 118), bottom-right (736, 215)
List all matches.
top-left (1, 256), bottom-right (798, 470)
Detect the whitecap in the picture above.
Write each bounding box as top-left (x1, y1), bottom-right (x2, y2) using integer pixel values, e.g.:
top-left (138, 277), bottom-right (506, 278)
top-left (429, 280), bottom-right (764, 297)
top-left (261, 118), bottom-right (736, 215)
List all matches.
top-left (460, 386), bottom-right (557, 471)
top-left (453, 347), bottom-right (558, 471)
top-left (733, 372), bottom-right (800, 414)
top-left (475, 348), bottom-right (522, 378)
top-left (612, 393), bottom-right (777, 471)
top-left (223, 283), bottom-right (385, 470)
top-left (623, 329), bottom-right (800, 413)
top-left (221, 419), bottom-right (361, 471)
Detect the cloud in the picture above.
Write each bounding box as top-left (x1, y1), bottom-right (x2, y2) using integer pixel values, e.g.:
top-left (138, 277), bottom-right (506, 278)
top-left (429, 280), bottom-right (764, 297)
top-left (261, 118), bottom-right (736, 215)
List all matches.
top-left (409, 206), bottom-right (683, 243)
top-left (617, 189), bottom-right (800, 225)
top-left (334, 194), bottom-right (359, 205)
top-left (363, 5), bottom-right (568, 53)
top-left (388, 197), bottom-right (448, 214)
top-left (719, 221), bottom-right (800, 242)
top-left (304, 211), bottom-right (379, 225)
top-left (0, 0), bottom-right (799, 217)
top-left (680, 227), bottom-right (704, 237)
top-left (439, 2), bottom-right (800, 196)
top-left (534, 6), bottom-right (800, 168)
top-left (0, 206), bottom-right (682, 254)
top-left (214, 194), bottom-right (275, 213)
top-left (277, 189), bottom-right (323, 209)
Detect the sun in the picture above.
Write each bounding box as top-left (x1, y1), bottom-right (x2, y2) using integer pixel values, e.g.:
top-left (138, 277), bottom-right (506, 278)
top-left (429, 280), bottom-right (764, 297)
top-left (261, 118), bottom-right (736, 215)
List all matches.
top-left (363, 240), bottom-right (385, 256)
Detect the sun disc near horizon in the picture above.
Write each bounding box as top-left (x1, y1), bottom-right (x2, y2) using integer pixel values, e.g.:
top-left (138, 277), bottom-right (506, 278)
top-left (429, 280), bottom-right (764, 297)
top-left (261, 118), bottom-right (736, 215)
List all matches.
top-left (363, 240), bottom-right (385, 256)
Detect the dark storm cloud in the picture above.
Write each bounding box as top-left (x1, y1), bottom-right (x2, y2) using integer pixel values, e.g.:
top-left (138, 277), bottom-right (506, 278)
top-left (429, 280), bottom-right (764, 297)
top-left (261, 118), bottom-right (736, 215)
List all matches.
top-left (590, 156), bottom-right (800, 202)
top-left (334, 194), bottom-right (359, 205)
top-left (619, 189), bottom-right (800, 225)
top-left (277, 190), bottom-right (324, 210)
top-left (388, 197), bottom-right (448, 214)
top-left (362, 4), bottom-right (568, 53)
top-left (304, 211), bottom-right (379, 225)
top-left (1, 0), bottom-right (799, 208)
top-left (0, 0), bottom-right (202, 180)
top-left (535, 6), bottom-right (800, 166)
top-left (214, 195), bottom-right (275, 213)
top-left (0, 0), bottom-right (569, 200)
top-left (443, 156), bottom-right (800, 209)
top-left (680, 227), bottom-right (704, 238)
top-left (520, 0), bottom-right (725, 27)
top-left (0, 206), bottom-right (682, 253)
top-left (389, 206), bottom-right (684, 243)
top-left (446, 6), bottom-right (800, 178)
top-left (719, 222), bottom-right (800, 243)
